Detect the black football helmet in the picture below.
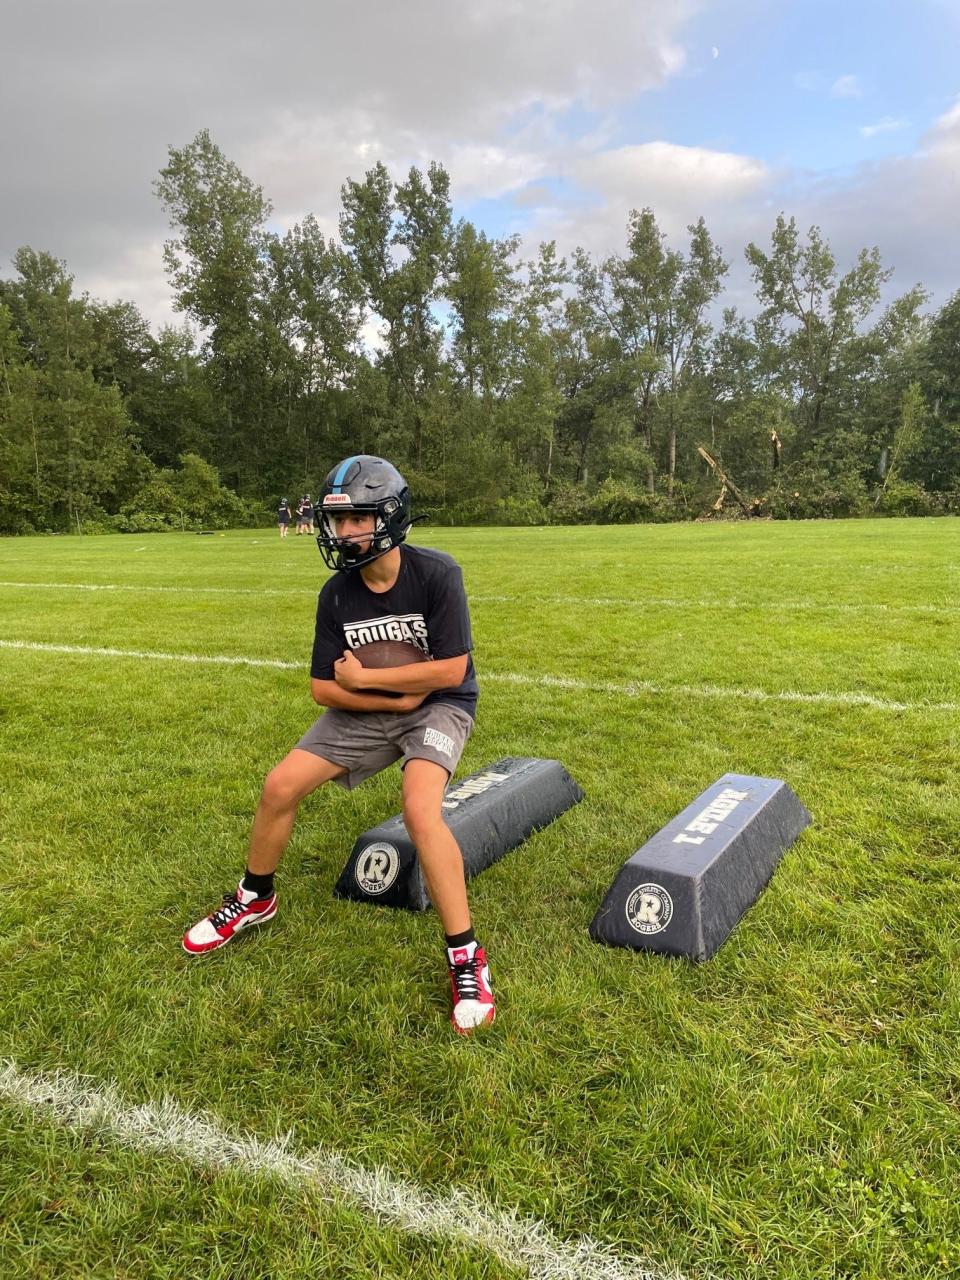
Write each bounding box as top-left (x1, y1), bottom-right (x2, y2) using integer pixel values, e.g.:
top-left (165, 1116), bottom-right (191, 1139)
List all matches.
top-left (316, 455), bottom-right (412, 572)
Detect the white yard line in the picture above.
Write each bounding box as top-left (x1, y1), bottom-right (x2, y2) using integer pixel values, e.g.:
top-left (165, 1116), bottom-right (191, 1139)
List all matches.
top-left (472, 593), bottom-right (960, 618)
top-left (1, 579), bottom-right (958, 615)
top-left (0, 639), bottom-right (299, 670)
top-left (0, 638), bottom-right (954, 713)
top-left (484, 670), bottom-right (958, 713)
top-left (0, 1060), bottom-right (674, 1280)
top-left (0, 580), bottom-right (284, 597)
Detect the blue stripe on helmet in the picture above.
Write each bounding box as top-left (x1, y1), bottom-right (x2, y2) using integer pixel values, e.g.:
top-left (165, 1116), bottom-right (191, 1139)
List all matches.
top-left (331, 455), bottom-right (360, 493)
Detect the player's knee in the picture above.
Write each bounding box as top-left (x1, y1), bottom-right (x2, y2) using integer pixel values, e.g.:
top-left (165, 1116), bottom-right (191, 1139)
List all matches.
top-left (261, 765), bottom-right (303, 813)
top-left (402, 796), bottom-right (445, 842)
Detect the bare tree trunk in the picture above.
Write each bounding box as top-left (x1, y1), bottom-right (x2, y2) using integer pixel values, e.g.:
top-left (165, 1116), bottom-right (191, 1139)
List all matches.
top-left (667, 363), bottom-right (678, 497)
top-left (697, 446), bottom-right (752, 513)
top-left (29, 404), bottom-right (41, 499)
top-left (638, 382), bottom-right (656, 494)
top-left (576, 435), bottom-right (590, 485)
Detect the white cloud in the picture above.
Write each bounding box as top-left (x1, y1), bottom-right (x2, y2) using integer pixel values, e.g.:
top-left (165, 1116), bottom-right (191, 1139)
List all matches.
top-left (778, 102), bottom-right (960, 307)
top-left (521, 105), bottom-right (960, 314)
top-left (514, 141), bottom-right (772, 315)
top-left (796, 71), bottom-right (863, 100)
top-left (1, 0), bottom-right (698, 329)
top-left (573, 142), bottom-right (768, 212)
top-left (926, 96), bottom-right (960, 145)
top-left (4, 2), bottom-right (960, 334)
top-left (831, 74), bottom-right (862, 99)
top-left (859, 117), bottom-right (908, 138)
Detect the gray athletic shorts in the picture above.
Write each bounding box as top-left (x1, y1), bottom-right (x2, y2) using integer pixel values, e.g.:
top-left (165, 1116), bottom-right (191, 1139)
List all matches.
top-left (294, 702), bottom-right (474, 790)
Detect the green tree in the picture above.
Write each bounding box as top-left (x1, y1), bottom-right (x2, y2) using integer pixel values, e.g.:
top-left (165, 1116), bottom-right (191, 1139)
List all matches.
top-left (926, 289), bottom-right (960, 424)
top-left (340, 161), bottom-right (453, 468)
top-left (745, 215), bottom-right (891, 460)
top-left (874, 381), bottom-right (926, 506)
top-left (155, 130), bottom-right (272, 490)
top-left (573, 210), bottom-right (725, 495)
top-left (0, 258), bottom-right (143, 531)
top-left (447, 222), bottom-right (518, 399)
top-left (261, 214), bottom-right (362, 489)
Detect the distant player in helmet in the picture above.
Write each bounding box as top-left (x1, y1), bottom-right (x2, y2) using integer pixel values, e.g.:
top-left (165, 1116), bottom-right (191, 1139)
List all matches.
top-left (295, 494), bottom-right (313, 535)
top-left (184, 455), bottom-right (494, 1034)
top-left (277, 498), bottom-right (292, 538)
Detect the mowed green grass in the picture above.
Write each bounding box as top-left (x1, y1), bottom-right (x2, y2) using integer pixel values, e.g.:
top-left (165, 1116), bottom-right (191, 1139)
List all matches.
top-left (1, 518), bottom-right (958, 1280)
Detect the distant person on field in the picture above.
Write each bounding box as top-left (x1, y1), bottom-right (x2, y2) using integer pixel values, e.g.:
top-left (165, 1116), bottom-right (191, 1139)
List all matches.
top-left (277, 498), bottom-right (293, 538)
top-left (296, 494), bottom-right (314, 535)
top-left (183, 455), bottom-right (494, 1035)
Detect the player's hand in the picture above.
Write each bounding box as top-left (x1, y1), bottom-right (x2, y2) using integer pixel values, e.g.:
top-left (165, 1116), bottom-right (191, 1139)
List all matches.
top-left (334, 649), bottom-right (367, 691)
top-left (391, 692), bottom-right (428, 712)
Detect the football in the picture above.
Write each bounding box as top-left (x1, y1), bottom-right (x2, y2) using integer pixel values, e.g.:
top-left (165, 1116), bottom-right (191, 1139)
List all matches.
top-left (349, 639), bottom-right (429, 696)
top-left (351, 639), bottom-right (429, 669)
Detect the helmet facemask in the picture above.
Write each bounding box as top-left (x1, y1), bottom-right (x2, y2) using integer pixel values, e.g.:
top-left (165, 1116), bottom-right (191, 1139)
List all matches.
top-left (317, 495), bottom-right (407, 572)
top-left (317, 455), bottom-right (412, 571)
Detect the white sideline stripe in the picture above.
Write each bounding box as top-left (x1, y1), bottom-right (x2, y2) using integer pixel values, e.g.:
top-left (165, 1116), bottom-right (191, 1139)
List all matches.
top-left (484, 671), bottom-right (959, 713)
top-left (0, 580), bottom-right (288, 598)
top-left (1, 638), bottom-right (956, 714)
top-left (0, 639), bottom-right (298, 670)
top-left (2, 580), bottom-right (960, 617)
top-left (473, 593), bottom-right (960, 618)
top-left (0, 1061), bottom-right (671, 1280)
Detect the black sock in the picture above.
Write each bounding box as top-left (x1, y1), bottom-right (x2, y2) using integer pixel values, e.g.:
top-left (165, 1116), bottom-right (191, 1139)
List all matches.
top-left (242, 869), bottom-right (275, 899)
top-left (445, 927), bottom-right (476, 949)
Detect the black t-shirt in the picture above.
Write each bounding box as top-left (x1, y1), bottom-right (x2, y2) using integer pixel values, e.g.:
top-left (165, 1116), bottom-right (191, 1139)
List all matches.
top-left (310, 543), bottom-right (479, 717)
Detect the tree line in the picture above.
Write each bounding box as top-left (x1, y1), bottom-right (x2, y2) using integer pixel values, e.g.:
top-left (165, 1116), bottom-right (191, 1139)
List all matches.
top-left (2, 128), bottom-right (959, 534)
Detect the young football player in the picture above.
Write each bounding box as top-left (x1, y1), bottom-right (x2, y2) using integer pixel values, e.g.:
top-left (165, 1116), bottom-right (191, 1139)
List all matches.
top-left (277, 498), bottom-right (292, 538)
top-left (295, 495), bottom-right (310, 535)
top-left (184, 455), bottom-right (494, 1034)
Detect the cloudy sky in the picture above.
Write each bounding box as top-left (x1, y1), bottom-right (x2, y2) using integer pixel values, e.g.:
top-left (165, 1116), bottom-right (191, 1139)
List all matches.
top-left (3, 0), bottom-right (959, 330)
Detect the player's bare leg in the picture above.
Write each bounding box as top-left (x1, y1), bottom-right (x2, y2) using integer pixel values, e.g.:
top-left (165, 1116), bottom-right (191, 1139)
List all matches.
top-left (402, 758), bottom-right (470, 931)
top-left (403, 758), bottom-right (495, 1032)
top-left (183, 750), bottom-right (345, 954)
top-left (247, 750), bottom-right (346, 874)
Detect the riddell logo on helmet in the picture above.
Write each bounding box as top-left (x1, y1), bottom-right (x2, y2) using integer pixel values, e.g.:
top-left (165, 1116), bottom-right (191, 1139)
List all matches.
top-left (323, 493), bottom-right (352, 506)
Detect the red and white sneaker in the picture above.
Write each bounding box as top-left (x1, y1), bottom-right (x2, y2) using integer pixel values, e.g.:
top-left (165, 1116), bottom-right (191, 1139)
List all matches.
top-left (182, 882), bottom-right (278, 955)
top-left (447, 944), bottom-right (495, 1034)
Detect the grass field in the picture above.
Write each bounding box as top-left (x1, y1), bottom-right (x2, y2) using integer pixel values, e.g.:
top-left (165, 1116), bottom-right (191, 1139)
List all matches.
top-left (1, 518), bottom-right (959, 1280)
